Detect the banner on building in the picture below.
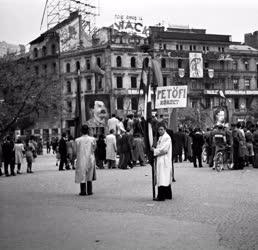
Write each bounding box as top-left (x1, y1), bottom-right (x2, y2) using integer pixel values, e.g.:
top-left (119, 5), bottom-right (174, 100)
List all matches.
top-left (57, 17), bottom-right (80, 52)
top-left (189, 53), bottom-right (203, 78)
top-left (208, 69), bottom-right (214, 78)
top-left (155, 85), bottom-right (188, 109)
top-left (178, 68), bottom-right (185, 78)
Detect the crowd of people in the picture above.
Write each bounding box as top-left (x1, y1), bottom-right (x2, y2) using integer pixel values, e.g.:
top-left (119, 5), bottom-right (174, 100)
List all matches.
top-left (172, 122), bottom-right (258, 170)
top-left (0, 136), bottom-right (39, 176)
top-left (1, 113), bottom-right (258, 200)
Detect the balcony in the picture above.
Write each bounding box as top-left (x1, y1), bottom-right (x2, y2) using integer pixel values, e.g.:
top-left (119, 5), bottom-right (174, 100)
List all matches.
top-left (113, 88), bottom-right (144, 95)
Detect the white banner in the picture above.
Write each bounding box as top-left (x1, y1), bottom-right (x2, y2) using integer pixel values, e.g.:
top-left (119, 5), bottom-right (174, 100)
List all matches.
top-left (189, 53), bottom-right (203, 78)
top-left (58, 17), bottom-right (80, 52)
top-left (155, 85), bottom-right (188, 109)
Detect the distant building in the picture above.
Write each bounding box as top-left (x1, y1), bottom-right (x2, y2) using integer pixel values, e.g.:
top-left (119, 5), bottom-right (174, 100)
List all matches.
top-left (0, 41), bottom-right (25, 57)
top-left (245, 31), bottom-right (258, 50)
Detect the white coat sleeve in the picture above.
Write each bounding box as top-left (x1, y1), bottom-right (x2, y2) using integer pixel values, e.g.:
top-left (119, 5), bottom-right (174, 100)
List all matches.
top-left (153, 136), bottom-right (171, 157)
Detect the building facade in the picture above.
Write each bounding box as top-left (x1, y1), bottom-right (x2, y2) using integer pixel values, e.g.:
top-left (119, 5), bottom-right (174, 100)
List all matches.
top-left (60, 28), bottom-right (149, 135)
top-left (24, 15), bottom-right (258, 138)
top-left (148, 26), bottom-right (258, 127)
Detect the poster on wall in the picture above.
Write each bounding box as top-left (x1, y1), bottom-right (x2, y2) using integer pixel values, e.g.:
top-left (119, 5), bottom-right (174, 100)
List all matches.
top-left (213, 106), bottom-right (229, 125)
top-left (84, 95), bottom-right (110, 128)
top-left (155, 85), bottom-right (188, 109)
top-left (189, 53), bottom-right (203, 78)
top-left (57, 17), bottom-right (80, 52)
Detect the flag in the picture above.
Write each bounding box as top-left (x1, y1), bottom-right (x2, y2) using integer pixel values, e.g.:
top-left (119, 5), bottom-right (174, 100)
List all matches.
top-left (151, 59), bottom-right (163, 87)
top-left (74, 77), bottom-right (82, 138)
top-left (140, 58), bottom-right (161, 199)
top-left (218, 90), bottom-right (226, 98)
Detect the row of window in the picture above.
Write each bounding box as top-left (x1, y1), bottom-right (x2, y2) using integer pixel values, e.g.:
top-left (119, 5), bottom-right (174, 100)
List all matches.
top-left (65, 56), bottom-right (138, 73)
top-left (160, 43), bottom-right (225, 52)
top-left (34, 63), bottom-right (57, 75)
top-left (198, 97), bottom-right (251, 110)
top-left (33, 44), bottom-right (57, 58)
top-left (160, 58), bottom-right (258, 71)
top-left (66, 97), bottom-right (138, 113)
top-left (66, 78), bottom-right (103, 93)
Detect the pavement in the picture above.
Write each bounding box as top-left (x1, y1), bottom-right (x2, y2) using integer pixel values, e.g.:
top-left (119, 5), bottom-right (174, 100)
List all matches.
top-left (0, 153), bottom-right (258, 250)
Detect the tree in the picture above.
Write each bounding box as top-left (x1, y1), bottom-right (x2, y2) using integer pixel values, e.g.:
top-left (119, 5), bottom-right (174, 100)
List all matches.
top-left (0, 57), bottom-right (61, 136)
top-left (177, 107), bottom-right (212, 130)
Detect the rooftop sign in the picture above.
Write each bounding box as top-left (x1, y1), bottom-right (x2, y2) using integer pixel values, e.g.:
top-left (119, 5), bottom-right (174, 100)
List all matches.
top-left (113, 14), bottom-right (149, 37)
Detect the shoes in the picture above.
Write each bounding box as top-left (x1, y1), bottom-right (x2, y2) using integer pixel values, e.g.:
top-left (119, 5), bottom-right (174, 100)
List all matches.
top-left (172, 178), bottom-right (176, 182)
top-left (17, 171), bottom-right (22, 174)
top-left (11, 173), bottom-right (16, 176)
top-left (59, 169), bottom-right (65, 171)
top-left (199, 165), bottom-right (203, 168)
top-left (194, 166), bottom-right (197, 168)
top-left (5, 174), bottom-right (10, 177)
top-left (87, 192), bottom-right (93, 196)
top-left (153, 197), bottom-right (165, 201)
top-left (79, 192), bottom-right (86, 196)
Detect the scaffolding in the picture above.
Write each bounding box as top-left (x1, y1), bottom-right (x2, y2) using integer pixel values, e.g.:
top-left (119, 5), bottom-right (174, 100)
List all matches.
top-left (41, 0), bottom-right (98, 34)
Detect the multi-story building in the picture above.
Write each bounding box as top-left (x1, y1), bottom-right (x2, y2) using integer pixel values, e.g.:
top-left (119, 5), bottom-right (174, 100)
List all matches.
top-left (60, 27), bottom-right (149, 135)
top-left (24, 19), bottom-right (61, 141)
top-left (24, 14), bottom-right (258, 137)
top-left (148, 26), bottom-right (258, 127)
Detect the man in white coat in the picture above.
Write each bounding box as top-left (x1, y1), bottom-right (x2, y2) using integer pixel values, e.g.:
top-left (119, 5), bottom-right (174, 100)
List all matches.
top-left (74, 124), bottom-right (96, 196)
top-left (152, 123), bottom-right (172, 201)
top-left (106, 129), bottom-right (117, 169)
top-left (107, 114), bottom-right (119, 134)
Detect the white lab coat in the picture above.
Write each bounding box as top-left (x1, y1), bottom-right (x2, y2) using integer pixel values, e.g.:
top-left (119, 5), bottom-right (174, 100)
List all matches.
top-left (74, 135), bottom-right (96, 183)
top-left (154, 132), bottom-right (172, 187)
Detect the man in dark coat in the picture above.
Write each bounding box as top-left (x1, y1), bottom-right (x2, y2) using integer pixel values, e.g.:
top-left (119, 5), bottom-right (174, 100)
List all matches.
top-left (173, 128), bottom-right (185, 163)
top-left (191, 128), bottom-right (204, 168)
top-left (58, 132), bottom-right (69, 171)
top-left (95, 134), bottom-right (106, 169)
top-left (2, 136), bottom-right (15, 176)
top-left (118, 128), bottom-right (133, 169)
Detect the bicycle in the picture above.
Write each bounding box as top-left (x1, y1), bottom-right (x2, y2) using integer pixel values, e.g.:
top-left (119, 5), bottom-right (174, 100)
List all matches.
top-left (214, 146), bottom-right (234, 172)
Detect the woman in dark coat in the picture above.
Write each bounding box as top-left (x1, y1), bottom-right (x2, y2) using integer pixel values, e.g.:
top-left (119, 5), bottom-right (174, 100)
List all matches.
top-left (95, 134), bottom-right (106, 169)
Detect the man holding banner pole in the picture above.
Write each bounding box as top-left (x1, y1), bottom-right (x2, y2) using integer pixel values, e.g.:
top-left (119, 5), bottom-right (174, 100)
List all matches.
top-left (140, 56), bottom-right (173, 200)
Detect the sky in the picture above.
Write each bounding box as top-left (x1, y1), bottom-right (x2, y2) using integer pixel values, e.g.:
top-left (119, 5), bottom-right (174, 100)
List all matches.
top-left (0, 0), bottom-right (258, 45)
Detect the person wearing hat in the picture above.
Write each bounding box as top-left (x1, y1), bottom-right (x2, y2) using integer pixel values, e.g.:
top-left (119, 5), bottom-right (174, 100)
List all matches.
top-left (74, 124), bottom-right (97, 196)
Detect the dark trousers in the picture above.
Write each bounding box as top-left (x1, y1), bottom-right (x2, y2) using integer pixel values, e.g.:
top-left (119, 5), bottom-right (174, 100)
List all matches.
top-left (118, 152), bottom-right (132, 169)
top-left (193, 151), bottom-right (202, 167)
top-left (80, 181), bottom-right (93, 195)
top-left (107, 160), bottom-right (116, 169)
top-left (96, 159), bottom-right (104, 169)
top-left (157, 185), bottom-right (172, 200)
top-left (174, 154), bottom-right (182, 163)
top-left (4, 160), bottom-right (15, 175)
top-left (59, 156), bottom-right (68, 170)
